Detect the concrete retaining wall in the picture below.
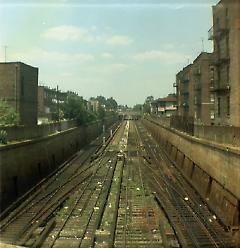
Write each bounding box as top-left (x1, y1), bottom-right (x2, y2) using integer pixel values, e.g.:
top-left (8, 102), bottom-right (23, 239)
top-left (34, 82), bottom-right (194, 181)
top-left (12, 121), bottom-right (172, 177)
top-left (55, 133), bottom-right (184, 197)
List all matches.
top-left (0, 117), bottom-right (117, 211)
top-left (194, 125), bottom-right (240, 147)
top-left (142, 118), bottom-right (240, 228)
top-left (0, 120), bottom-right (78, 142)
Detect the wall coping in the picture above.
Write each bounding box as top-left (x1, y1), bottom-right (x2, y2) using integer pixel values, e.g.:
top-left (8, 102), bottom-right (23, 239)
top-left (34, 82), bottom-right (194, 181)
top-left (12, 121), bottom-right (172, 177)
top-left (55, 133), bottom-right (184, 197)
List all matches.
top-left (0, 126), bottom-right (80, 152)
top-left (146, 118), bottom-right (240, 156)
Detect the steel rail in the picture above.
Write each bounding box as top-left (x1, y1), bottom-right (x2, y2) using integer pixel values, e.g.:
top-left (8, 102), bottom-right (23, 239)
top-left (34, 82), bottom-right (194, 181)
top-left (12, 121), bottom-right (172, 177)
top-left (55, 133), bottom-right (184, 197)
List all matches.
top-left (142, 125), bottom-right (232, 247)
top-left (133, 122), bottom-right (155, 246)
top-left (77, 159), bottom-right (117, 247)
top-left (0, 122), bottom-right (122, 246)
top-left (48, 157), bottom-right (116, 248)
top-left (136, 121), bottom-right (234, 248)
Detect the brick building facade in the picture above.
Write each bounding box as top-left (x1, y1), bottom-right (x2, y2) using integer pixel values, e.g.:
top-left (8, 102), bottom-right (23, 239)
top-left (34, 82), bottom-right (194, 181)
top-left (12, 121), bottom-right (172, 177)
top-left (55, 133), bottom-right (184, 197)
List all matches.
top-left (176, 64), bottom-right (194, 118)
top-left (192, 53), bottom-right (215, 125)
top-left (208, 0), bottom-right (240, 126)
top-left (0, 62), bottom-right (38, 126)
top-left (176, 53), bottom-right (215, 125)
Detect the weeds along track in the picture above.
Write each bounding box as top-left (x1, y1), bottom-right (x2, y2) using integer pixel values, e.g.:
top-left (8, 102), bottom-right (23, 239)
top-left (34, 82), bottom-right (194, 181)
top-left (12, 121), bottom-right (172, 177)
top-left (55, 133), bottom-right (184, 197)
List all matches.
top-left (114, 122), bottom-right (163, 248)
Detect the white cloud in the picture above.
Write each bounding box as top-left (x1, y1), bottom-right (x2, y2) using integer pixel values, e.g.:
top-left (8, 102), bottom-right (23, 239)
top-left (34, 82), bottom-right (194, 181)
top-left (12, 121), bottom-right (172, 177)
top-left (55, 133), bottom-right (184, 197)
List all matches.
top-left (101, 53), bottom-right (113, 59)
top-left (41, 25), bottom-right (93, 42)
top-left (41, 25), bottom-right (133, 46)
top-left (105, 35), bottom-right (133, 46)
top-left (108, 63), bottom-right (129, 72)
top-left (133, 50), bottom-right (191, 64)
top-left (13, 48), bottom-right (95, 65)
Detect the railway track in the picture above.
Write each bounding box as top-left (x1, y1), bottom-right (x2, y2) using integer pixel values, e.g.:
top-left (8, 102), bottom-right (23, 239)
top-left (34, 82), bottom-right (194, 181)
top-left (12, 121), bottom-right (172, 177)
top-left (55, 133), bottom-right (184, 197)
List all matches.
top-left (0, 122), bottom-right (122, 247)
top-left (114, 122), bottom-right (164, 247)
top-left (0, 120), bottom-right (236, 247)
top-left (135, 120), bottom-right (236, 248)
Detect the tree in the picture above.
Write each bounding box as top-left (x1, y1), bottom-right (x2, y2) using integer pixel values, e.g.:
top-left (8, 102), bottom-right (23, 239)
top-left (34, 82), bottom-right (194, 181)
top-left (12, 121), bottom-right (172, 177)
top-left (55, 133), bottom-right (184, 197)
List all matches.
top-left (62, 95), bottom-right (88, 124)
top-left (106, 97), bottom-right (118, 110)
top-left (0, 100), bottom-right (19, 125)
top-left (133, 104), bottom-right (143, 112)
top-left (143, 96), bottom-right (154, 114)
top-left (62, 95), bottom-right (98, 125)
top-left (96, 96), bottom-right (107, 107)
top-left (97, 105), bottom-right (106, 120)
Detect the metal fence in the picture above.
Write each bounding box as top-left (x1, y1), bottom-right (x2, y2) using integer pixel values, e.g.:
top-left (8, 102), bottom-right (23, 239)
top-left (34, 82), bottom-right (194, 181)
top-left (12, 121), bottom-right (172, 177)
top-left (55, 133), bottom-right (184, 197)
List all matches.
top-left (170, 115), bottom-right (194, 136)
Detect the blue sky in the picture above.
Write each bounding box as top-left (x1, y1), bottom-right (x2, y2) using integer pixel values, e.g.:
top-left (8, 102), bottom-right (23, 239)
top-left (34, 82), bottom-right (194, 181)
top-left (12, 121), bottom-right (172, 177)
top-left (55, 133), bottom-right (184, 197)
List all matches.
top-left (0, 0), bottom-right (218, 106)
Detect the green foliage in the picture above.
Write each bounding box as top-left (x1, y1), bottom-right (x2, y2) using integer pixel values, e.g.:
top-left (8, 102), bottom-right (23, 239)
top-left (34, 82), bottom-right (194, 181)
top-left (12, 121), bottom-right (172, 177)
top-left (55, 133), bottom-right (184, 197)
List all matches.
top-left (62, 94), bottom-right (118, 125)
top-left (62, 95), bottom-right (97, 125)
top-left (143, 103), bottom-right (151, 114)
top-left (133, 104), bottom-right (143, 112)
top-left (97, 105), bottom-right (106, 120)
top-left (93, 96), bottom-right (118, 111)
top-left (106, 97), bottom-right (118, 110)
top-left (0, 100), bottom-right (19, 126)
top-left (142, 95), bottom-right (154, 114)
top-left (0, 130), bottom-right (7, 144)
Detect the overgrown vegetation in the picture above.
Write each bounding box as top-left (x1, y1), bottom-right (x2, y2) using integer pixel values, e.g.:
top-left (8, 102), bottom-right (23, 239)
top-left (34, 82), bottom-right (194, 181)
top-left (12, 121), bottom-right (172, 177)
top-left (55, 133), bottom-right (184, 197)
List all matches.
top-left (0, 100), bottom-right (19, 126)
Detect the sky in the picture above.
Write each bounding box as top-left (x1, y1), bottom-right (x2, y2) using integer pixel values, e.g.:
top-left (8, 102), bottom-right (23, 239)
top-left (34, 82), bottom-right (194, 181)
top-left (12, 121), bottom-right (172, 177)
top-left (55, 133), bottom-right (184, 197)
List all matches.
top-left (0, 0), bottom-right (219, 106)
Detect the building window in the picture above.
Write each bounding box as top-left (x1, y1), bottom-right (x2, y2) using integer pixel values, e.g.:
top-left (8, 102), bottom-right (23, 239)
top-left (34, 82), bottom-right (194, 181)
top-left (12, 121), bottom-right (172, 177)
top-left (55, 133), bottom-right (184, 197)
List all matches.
top-left (217, 97), bottom-right (221, 117)
top-left (210, 111), bottom-right (215, 120)
top-left (210, 94), bottom-right (215, 103)
top-left (225, 8), bottom-right (228, 17)
top-left (227, 96), bottom-right (230, 116)
top-left (21, 76), bottom-right (24, 97)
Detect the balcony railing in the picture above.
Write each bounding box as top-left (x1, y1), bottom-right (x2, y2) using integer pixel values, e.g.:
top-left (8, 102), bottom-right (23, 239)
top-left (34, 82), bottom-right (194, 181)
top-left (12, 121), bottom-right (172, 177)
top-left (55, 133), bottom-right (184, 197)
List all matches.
top-left (214, 56), bottom-right (230, 66)
top-left (210, 84), bottom-right (230, 92)
top-left (208, 21), bottom-right (229, 41)
top-left (182, 78), bottom-right (190, 83)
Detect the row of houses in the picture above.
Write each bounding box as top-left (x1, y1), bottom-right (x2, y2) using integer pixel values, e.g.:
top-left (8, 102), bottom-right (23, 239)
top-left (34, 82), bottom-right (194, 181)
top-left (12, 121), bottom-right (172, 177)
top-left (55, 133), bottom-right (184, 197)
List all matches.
top-left (0, 62), bottom-right (100, 126)
top-left (149, 0), bottom-right (239, 127)
top-left (176, 0), bottom-right (240, 127)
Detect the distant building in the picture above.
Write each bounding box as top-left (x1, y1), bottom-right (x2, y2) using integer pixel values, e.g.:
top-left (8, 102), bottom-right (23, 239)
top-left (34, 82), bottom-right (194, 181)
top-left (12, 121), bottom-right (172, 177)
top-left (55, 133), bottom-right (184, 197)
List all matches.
top-left (176, 64), bottom-right (194, 118)
top-left (192, 52), bottom-right (215, 125)
top-left (208, 0), bottom-right (240, 126)
top-left (88, 99), bottom-right (100, 112)
top-left (0, 62), bottom-right (38, 126)
top-left (175, 53), bottom-right (217, 125)
top-left (38, 86), bottom-right (68, 121)
top-left (151, 94), bottom-right (177, 117)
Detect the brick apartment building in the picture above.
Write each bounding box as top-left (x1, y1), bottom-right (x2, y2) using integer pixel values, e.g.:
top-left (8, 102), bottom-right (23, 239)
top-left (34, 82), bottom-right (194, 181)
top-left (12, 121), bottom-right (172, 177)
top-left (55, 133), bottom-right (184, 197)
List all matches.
top-left (176, 64), bottom-right (194, 118)
top-left (0, 62), bottom-right (38, 126)
top-left (208, 0), bottom-right (240, 126)
top-left (192, 53), bottom-right (215, 125)
top-left (176, 53), bottom-right (215, 125)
